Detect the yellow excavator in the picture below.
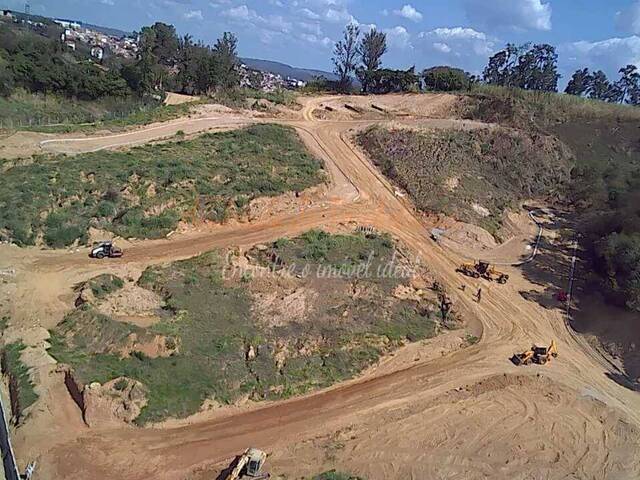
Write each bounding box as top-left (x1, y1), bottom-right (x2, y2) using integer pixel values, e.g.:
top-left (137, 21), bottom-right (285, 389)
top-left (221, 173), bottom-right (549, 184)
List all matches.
top-left (224, 448), bottom-right (269, 480)
top-left (512, 340), bottom-right (558, 366)
top-left (457, 261), bottom-right (509, 284)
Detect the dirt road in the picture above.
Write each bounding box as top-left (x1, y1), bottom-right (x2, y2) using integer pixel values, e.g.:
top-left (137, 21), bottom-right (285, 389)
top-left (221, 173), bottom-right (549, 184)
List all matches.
top-left (3, 94), bottom-right (640, 480)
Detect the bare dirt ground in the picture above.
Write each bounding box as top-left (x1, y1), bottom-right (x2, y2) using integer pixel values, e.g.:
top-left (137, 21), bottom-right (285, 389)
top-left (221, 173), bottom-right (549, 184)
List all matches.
top-left (164, 92), bottom-right (201, 105)
top-left (1, 93), bottom-right (640, 480)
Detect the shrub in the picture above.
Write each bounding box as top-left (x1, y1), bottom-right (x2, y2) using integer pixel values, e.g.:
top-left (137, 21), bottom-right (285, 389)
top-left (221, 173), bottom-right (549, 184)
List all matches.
top-left (423, 66), bottom-right (471, 91)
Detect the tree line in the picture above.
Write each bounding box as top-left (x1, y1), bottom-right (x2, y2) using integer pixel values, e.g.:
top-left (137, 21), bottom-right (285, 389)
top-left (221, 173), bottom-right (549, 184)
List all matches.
top-left (0, 20), bottom-right (240, 100)
top-left (330, 24), bottom-right (640, 107)
top-left (330, 24), bottom-right (470, 94)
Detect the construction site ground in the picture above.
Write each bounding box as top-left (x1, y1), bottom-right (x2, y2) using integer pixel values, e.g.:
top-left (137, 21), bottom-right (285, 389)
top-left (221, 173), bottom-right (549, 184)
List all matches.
top-left (0, 93), bottom-right (639, 480)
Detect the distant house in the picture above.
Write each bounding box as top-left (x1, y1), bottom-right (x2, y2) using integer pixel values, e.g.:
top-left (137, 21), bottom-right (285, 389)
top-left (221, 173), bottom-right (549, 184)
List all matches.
top-left (90, 45), bottom-right (104, 61)
top-left (1, 9), bottom-right (13, 18)
top-left (64, 40), bottom-right (76, 51)
top-left (55, 18), bottom-right (82, 29)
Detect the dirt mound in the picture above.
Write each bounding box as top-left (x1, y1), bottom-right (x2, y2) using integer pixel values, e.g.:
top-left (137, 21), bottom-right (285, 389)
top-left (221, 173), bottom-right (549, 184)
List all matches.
top-left (83, 377), bottom-right (148, 427)
top-left (96, 282), bottom-right (164, 328)
top-left (317, 93), bottom-right (457, 120)
top-left (164, 92), bottom-right (200, 106)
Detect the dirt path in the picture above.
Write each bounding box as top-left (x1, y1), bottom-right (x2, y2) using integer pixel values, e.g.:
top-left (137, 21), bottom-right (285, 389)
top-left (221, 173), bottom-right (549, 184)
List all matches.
top-left (2, 94), bottom-right (640, 480)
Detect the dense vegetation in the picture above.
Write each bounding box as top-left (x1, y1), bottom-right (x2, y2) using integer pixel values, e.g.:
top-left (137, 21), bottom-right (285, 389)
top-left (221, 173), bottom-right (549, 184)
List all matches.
top-left (460, 87), bottom-right (640, 311)
top-left (49, 232), bottom-right (441, 424)
top-left (357, 125), bottom-right (571, 237)
top-left (0, 21), bottom-right (130, 100)
top-left (0, 124), bottom-right (324, 247)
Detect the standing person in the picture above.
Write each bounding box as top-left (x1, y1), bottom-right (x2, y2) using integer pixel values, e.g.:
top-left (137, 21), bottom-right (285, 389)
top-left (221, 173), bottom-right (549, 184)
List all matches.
top-left (477, 287), bottom-right (482, 303)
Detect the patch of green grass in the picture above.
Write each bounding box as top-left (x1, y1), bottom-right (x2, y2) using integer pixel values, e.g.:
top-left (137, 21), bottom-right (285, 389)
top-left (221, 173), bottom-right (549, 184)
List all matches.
top-left (0, 89), bottom-right (187, 133)
top-left (0, 124), bottom-right (324, 247)
top-left (463, 84), bottom-right (640, 127)
top-left (271, 229), bottom-right (395, 270)
top-left (2, 342), bottom-right (38, 411)
top-left (465, 334), bottom-right (480, 345)
top-left (85, 274), bottom-right (125, 299)
top-left (312, 471), bottom-right (364, 480)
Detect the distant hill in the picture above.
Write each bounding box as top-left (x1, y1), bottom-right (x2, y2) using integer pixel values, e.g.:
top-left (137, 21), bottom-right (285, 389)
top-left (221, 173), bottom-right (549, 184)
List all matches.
top-left (84, 23), bottom-right (132, 38)
top-left (241, 57), bottom-right (337, 82)
top-left (3, 10), bottom-right (132, 37)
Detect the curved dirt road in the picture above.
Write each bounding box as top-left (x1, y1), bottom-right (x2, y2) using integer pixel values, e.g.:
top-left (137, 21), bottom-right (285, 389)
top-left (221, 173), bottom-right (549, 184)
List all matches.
top-left (4, 95), bottom-right (640, 479)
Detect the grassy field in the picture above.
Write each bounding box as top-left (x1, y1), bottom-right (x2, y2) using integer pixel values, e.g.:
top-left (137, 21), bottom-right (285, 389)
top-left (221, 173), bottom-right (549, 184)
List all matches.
top-left (462, 84), bottom-right (640, 127)
top-left (0, 90), bottom-right (192, 133)
top-left (1, 342), bottom-right (38, 415)
top-left (312, 472), bottom-right (364, 480)
top-left (357, 125), bottom-right (572, 238)
top-left (0, 124), bottom-right (324, 247)
top-left (48, 231), bottom-right (442, 424)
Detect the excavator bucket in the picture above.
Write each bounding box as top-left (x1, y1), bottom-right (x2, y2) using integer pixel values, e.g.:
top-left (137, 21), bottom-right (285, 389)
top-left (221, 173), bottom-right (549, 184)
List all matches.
top-left (511, 350), bottom-right (534, 366)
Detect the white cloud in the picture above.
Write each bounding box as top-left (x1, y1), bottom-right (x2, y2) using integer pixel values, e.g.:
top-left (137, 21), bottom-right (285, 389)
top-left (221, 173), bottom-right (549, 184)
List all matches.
top-left (463, 0), bottom-right (551, 31)
top-left (417, 27), bottom-right (495, 72)
top-left (299, 33), bottom-right (332, 48)
top-left (433, 42), bottom-right (451, 53)
top-left (616, 2), bottom-right (640, 35)
top-left (222, 5), bottom-right (255, 20)
top-left (394, 4), bottom-right (423, 22)
top-left (561, 36), bottom-right (640, 78)
top-left (183, 9), bottom-right (203, 20)
top-left (300, 7), bottom-right (321, 20)
top-left (221, 5), bottom-right (292, 34)
top-left (324, 8), bottom-right (355, 24)
top-left (384, 26), bottom-right (412, 50)
top-left (100, 0), bottom-right (115, 5)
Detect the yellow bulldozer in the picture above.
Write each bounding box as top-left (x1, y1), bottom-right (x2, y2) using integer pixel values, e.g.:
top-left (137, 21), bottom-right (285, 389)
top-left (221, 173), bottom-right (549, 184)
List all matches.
top-left (224, 448), bottom-right (269, 480)
top-left (457, 261), bottom-right (509, 284)
top-left (512, 340), bottom-right (558, 366)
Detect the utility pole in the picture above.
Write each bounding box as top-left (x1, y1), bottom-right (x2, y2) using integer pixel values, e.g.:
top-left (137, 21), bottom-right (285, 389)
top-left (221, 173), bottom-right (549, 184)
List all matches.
top-left (24, 2), bottom-right (30, 14)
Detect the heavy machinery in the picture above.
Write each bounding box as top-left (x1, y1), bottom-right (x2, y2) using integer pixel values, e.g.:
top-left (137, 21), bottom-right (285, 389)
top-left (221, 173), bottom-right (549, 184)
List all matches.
top-left (89, 241), bottom-right (123, 259)
top-left (512, 340), bottom-right (558, 366)
top-left (457, 261), bottom-right (509, 284)
top-left (224, 448), bottom-right (269, 480)
top-left (533, 340), bottom-right (558, 365)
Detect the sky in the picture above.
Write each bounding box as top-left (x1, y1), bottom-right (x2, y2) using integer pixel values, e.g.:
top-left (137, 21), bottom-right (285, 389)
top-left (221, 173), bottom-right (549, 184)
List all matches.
top-left (4, 0), bottom-right (640, 83)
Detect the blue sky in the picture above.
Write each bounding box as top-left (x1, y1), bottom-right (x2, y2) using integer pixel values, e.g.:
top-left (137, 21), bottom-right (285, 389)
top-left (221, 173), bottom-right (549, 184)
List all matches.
top-left (5, 0), bottom-right (640, 82)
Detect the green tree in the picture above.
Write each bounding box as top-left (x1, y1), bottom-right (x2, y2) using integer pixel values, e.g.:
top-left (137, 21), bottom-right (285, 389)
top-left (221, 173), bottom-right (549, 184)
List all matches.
top-left (565, 68), bottom-right (590, 96)
top-left (616, 64), bottom-right (640, 104)
top-left (139, 22), bottom-right (179, 67)
top-left (213, 32), bottom-right (240, 91)
top-left (356, 28), bottom-right (387, 93)
top-left (587, 70), bottom-right (611, 101)
top-left (333, 23), bottom-right (360, 92)
top-left (364, 67), bottom-right (419, 94)
top-left (423, 66), bottom-right (470, 91)
top-left (483, 43), bottom-right (559, 92)
top-left (482, 43), bottom-right (522, 87)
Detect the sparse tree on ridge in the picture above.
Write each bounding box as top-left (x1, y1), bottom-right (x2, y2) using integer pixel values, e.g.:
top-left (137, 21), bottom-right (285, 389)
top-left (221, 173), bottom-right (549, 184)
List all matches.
top-left (482, 43), bottom-right (523, 87)
top-left (616, 65), bottom-right (640, 104)
top-left (565, 68), bottom-right (590, 96)
top-left (483, 43), bottom-right (560, 92)
top-left (213, 32), bottom-right (240, 91)
top-left (587, 70), bottom-right (612, 101)
top-left (333, 23), bottom-right (361, 92)
top-left (356, 28), bottom-right (387, 93)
